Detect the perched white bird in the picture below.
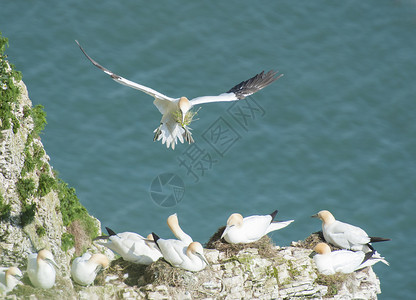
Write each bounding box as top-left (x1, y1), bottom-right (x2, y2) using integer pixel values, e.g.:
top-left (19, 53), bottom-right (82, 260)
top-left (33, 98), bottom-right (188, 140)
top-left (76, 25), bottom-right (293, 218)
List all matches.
top-left (311, 210), bottom-right (390, 252)
top-left (152, 233), bottom-right (208, 272)
top-left (0, 267), bottom-right (22, 293)
top-left (76, 40), bottom-right (283, 149)
top-left (94, 227), bottom-right (162, 265)
top-left (167, 213), bottom-right (193, 245)
top-left (27, 249), bottom-right (58, 289)
top-left (221, 210), bottom-right (294, 244)
top-left (71, 252), bottom-right (109, 286)
top-left (311, 243), bottom-right (389, 275)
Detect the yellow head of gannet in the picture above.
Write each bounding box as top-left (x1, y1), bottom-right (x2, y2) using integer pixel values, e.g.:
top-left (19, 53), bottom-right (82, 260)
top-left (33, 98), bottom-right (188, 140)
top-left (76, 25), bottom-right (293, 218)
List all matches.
top-left (89, 253), bottom-right (109, 269)
top-left (178, 97), bottom-right (192, 124)
top-left (167, 213), bottom-right (193, 245)
top-left (311, 210), bottom-right (336, 225)
top-left (313, 242), bottom-right (332, 255)
top-left (226, 213), bottom-right (244, 227)
top-left (186, 242), bottom-right (209, 266)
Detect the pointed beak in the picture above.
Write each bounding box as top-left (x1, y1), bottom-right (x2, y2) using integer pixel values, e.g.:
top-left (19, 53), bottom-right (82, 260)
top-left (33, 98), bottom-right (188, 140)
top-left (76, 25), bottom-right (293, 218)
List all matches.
top-left (311, 213), bottom-right (319, 218)
top-left (181, 111), bottom-right (186, 124)
top-left (309, 251), bottom-right (317, 258)
top-left (47, 258), bottom-right (59, 269)
top-left (197, 252), bottom-right (210, 267)
top-left (220, 227), bottom-right (229, 239)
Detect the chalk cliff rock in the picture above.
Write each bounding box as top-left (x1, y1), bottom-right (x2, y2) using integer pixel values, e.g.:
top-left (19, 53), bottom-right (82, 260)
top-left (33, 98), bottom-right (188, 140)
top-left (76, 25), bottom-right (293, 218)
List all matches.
top-left (0, 51), bottom-right (382, 299)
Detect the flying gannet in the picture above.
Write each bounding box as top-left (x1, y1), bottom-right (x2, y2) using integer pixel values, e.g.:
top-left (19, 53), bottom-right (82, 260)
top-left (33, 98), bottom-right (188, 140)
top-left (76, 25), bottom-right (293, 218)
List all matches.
top-left (311, 242), bottom-right (389, 275)
top-left (221, 210), bottom-right (294, 244)
top-left (152, 233), bottom-right (208, 272)
top-left (27, 249), bottom-right (58, 289)
top-left (0, 267), bottom-right (22, 294)
top-left (94, 227), bottom-right (162, 265)
top-left (311, 210), bottom-right (390, 252)
top-left (71, 252), bottom-right (109, 286)
top-left (75, 40), bottom-right (283, 149)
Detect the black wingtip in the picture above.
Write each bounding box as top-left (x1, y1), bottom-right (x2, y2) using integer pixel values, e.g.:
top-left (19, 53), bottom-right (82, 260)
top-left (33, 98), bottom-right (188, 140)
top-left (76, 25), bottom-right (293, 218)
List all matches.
top-left (227, 70), bottom-right (283, 100)
top-left (362, 249), bottom-right (376, 265)
top-left (105, 227), bottom-right (117, 236)
top-left (370, 237), bottom-right (391, 243)
top-left (270, 210), bottom-right (278, 221)
top-left (152, 232), bottom-right (161, 250)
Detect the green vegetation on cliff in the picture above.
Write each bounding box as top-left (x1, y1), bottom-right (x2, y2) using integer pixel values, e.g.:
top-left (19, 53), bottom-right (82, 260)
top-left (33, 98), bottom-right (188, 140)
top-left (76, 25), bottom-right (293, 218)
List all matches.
top-left (0, 32), bottom-right (98, 251)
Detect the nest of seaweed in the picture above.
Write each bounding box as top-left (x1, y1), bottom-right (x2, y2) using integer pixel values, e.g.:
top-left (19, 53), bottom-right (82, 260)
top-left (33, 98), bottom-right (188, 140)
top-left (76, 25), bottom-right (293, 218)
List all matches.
top-left (94, 257), bottom-right (147, 287)
top-left (292, 231), bottom-right (341, 251)
top-left (205, 226), bottom-right (279, 259)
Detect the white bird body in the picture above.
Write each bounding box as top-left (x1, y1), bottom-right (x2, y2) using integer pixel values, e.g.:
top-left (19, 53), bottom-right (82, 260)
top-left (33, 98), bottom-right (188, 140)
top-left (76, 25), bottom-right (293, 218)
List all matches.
top-left (71, 253), bottom-right (109, 286)
top-left (221, 210), bottom-right (294, 244)
top-left (76, 40), bottom-right (283, 149)
top-left (312, 210), bottom-right (390, 252)
top-left (27, 250), bottom-right (58, 289)
top-left (152, 234), bottom-right (208, 272)
top-left (95, 228), bottom-right (162, 265)
top-left (0, 267), bottom-right (22, 293)
top-left (312, 243), bottom-right (389, 275)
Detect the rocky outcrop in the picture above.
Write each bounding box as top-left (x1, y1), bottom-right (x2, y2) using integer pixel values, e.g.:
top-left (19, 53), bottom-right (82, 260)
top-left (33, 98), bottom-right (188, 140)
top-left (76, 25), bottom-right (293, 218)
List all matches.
top-left (0, 44), bottom-right (382, 299)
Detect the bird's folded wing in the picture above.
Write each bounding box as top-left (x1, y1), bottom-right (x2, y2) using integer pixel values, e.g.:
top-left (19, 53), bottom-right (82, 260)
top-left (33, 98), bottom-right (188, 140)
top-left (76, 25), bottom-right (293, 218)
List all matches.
top-left (75, 40), bottom-right (176, 102)
top-left (189, 70), bottom-right (282, 106)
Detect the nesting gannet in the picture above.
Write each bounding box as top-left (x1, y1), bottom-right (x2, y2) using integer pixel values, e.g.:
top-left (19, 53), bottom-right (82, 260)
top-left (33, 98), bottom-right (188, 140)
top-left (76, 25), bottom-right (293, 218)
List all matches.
top-left (0, 267), bottom-right (22, 293)
top-left (311, 243), bottom-right (389, 275)
top-left (27, 249), bottom-right (58, 289)
top-left (152, 233), bottom-right (208, 272)
top-left (221, 210), bottom-right (294, 244)
top-left (71, 252), bottom-right (109, 286)
top-left (311, 210), bottom-right (390, 252)
top-left (94, 227), bottom-right (162, 265)
top-left (76, 40), bottom-right (283, 149)
top-left (167, 213), bottom-right (193, 245)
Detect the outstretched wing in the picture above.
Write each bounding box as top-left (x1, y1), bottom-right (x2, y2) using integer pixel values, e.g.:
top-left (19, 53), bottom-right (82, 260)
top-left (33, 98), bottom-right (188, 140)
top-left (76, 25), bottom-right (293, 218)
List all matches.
top-left (75, 40), bottom-right (176, 102)
top-left (189, 70), bottom-right (283, 106)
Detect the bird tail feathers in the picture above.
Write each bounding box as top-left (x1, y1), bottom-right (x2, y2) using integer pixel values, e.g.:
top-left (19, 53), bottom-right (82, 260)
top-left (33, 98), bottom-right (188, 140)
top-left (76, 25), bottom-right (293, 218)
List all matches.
top-left (266, 220), bottom-right (294, 234)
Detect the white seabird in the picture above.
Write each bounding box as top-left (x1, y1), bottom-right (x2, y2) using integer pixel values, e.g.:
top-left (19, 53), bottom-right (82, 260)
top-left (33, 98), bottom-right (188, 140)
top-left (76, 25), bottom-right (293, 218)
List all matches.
top-left (167, 213), bottom-right (193, 245)
top-left (0, 267), bottom-right (22, 293)
top-left (311, 210), bottom-right (390, 252)
top-left (221, 210), bottom-right (294, 244)
top-left (94, 227), bottom-right (162, 265)
top-left (27, 249), bottom-right (58, 289)
top-left (76, 40), bottom-right (283, 149)
top-left (311, 242), bottom-right (389, 275)
top-left (152, 233), bottom-right (208, 272)
top-left (71, 252), bottom-right (109, 286)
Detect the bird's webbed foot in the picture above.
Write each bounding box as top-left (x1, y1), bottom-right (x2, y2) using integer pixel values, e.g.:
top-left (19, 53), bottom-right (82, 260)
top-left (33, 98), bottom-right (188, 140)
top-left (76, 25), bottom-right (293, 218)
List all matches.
top-left (153, 123), bottom-right (162, 141)
top-left (183, 126), bottom-right (194, 144)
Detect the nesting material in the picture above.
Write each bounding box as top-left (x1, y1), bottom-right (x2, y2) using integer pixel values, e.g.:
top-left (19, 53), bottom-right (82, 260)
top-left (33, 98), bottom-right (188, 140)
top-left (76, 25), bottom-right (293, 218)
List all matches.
top-left (205, 226), bottom-right (278, 259)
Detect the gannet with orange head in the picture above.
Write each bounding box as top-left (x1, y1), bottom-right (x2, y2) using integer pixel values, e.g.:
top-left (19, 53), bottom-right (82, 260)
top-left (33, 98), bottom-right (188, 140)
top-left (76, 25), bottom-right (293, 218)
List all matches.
top-left (71, 253), bottom-right (109, 286)
top-left (76, 40), bottom-right (283, 149)
top-left (27, 249), bottom-right (58, 289)
top-left (94, 227), bottom-right (162, 265)
top-left (310, 242), bottom-right (389, 275)
top-left (0, 267), bottom-right (22, 293)
top-left (311, 210), bottom-right (390, 252)
top-left (221, 210), bottom-right (294, 244)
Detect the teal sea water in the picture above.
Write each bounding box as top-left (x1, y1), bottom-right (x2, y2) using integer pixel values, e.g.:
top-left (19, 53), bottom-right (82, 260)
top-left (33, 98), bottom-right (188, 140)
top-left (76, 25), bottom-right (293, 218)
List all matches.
top-left (2, 1), bottom-right (415, 298)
